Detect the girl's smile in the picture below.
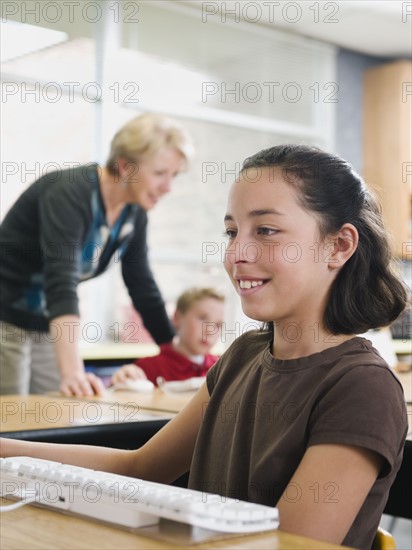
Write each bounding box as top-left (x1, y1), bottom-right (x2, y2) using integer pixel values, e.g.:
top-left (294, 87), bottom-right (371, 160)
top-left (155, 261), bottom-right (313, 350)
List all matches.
top-left (236, 277), bottom-right (270, 294)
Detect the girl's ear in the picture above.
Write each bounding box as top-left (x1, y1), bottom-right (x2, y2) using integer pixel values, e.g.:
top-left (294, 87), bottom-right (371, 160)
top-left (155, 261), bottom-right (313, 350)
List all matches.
top-left (328, 223), bottom-right (359, 271)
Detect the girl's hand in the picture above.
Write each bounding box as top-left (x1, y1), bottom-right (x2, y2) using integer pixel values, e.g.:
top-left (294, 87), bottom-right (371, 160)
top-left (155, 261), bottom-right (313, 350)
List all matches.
top-left (111, 364), bottom-right (148, 386)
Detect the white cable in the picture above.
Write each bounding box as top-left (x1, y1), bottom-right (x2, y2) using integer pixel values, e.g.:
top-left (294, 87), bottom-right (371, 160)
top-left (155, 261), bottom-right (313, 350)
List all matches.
top-left (0, 490), bottom-right (39, 512)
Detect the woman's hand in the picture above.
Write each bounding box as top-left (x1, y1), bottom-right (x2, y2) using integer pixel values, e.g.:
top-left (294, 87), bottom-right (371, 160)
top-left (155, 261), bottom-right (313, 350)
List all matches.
top-left (111, 364), bottom-right (148, 386)
top-left (60, 372), bottom-right (105, 397)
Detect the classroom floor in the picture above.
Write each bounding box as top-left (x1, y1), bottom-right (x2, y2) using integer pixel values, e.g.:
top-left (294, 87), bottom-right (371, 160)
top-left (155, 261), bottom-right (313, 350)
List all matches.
top-left (381, 515), bottom-right (412, 550)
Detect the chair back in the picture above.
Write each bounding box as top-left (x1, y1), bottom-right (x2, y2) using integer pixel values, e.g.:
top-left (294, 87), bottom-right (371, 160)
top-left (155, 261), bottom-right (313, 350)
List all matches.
top-left (372, 526), bottom-right (396, 550)
top-left (383, 439), bottom-right (412, 520)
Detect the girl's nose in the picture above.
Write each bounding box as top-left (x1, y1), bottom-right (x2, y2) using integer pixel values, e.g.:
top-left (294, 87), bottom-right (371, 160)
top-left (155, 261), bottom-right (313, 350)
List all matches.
top-left (225, 237), bottom-right (260, 264)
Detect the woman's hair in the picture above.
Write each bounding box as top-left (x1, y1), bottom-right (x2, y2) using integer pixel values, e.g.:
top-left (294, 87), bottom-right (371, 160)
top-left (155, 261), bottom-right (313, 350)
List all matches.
top-left (176, 288), bottom-right (225, 315)
top-left (241, 144), bottom-right (409, 334)
top-left (106, 113), bottom-right (194, 175)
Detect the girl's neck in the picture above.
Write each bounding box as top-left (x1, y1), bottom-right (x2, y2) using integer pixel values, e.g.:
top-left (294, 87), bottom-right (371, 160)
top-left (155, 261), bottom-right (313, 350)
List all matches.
top-left (271, 321), bottom-right (355, 360)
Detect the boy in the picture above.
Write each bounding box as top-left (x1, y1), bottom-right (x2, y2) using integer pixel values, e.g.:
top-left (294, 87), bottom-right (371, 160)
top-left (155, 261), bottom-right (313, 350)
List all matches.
top-left (111, 288), bottom-right (225, 386)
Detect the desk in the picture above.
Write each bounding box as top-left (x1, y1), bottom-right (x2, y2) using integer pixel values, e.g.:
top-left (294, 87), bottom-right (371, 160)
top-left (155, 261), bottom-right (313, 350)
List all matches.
top-left (0, 501), bottom-right (348, 550)
top-left (81, 343), bottom-right (159, 368)
top-left (85, 387), bottom-right (195, 414)
top-left (393, 339), bottom-right (412, 356)
top-left (396, 371), bottom-right (412, 404)
top-left (0, 392), bottom-right (191, 449)
top-left (80, 342), bottom-right (225, 367)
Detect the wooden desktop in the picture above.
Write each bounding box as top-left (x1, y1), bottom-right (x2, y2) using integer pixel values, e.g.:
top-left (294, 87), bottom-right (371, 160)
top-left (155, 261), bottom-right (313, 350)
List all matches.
top-left (0, 496), bottom-right (349, 550)
top-left (0, 391), bottom-right (189, 449)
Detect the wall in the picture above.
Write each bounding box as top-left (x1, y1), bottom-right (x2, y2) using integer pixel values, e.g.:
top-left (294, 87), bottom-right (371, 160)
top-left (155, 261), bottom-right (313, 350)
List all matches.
top-left (335, 49), bottom-right (411, 340)
top-left (335, 48), bottom-right (393, 174)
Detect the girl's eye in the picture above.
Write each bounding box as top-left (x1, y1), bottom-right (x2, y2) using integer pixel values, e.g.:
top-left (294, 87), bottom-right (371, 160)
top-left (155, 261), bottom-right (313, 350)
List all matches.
top-left (257, 227), bottom-right (278, 236)
top-left (223, 229), bottom-right (237, 239)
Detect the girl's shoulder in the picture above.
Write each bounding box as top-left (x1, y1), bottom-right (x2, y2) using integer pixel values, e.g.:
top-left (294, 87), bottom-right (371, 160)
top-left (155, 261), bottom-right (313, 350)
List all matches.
top-left (207, 329), bottom-right (270, 382)
top-left (224, 329), bottom-right (271, 361)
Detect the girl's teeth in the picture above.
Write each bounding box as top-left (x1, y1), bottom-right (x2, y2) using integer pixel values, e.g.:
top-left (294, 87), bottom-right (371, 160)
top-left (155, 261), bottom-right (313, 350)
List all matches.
top-left (239, 280), bottom-right (264, 289)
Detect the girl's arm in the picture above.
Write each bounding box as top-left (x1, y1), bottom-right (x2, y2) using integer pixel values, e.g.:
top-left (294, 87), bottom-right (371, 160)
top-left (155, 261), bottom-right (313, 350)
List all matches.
top-left (276, 443), bottom-right (383, 545)
top-left (0, 436), bottom-right (130, 474)
top-left (0, 383), bottom-right (210, 485)
top-left (127, 382), bottom-right (210, 483)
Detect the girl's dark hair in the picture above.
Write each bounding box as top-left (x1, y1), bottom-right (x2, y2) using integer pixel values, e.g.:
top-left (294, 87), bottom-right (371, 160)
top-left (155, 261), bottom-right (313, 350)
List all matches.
top-left (241, 144), bottom-right (409, 334)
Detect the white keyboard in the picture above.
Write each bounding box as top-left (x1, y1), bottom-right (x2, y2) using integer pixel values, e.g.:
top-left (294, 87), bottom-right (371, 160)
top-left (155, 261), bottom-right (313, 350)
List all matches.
top-left (0, 457), bottom-right (279, 533)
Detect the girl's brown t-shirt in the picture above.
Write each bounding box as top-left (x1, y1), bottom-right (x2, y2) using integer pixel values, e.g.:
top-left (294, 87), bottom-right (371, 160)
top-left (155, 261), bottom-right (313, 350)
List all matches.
top-left (189, 332), bottom-right (407, 550)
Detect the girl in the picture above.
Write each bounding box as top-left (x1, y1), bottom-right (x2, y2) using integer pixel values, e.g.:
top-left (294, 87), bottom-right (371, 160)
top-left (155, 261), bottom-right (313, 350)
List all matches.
top-left (1, 145), bottom-right (408, 550)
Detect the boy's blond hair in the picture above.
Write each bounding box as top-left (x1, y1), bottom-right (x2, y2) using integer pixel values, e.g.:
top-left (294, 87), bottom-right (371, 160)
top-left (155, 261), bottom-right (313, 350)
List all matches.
top-left (106, 113), bottom-right (194, 175)
top-left (176, 288), bottom-right (225, 315)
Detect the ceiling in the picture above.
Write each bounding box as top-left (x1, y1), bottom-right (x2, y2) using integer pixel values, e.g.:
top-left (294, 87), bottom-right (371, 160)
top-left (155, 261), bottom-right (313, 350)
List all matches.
top-left (185, 0), bottom-right (412, 58)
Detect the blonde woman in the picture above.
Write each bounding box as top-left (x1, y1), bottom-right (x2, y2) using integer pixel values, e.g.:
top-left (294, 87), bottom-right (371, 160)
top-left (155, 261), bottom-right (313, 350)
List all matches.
top-left (0, 113), bottom-right (194, 397)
